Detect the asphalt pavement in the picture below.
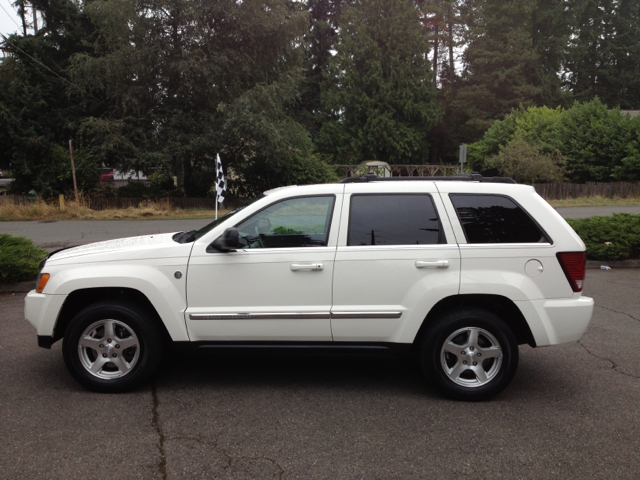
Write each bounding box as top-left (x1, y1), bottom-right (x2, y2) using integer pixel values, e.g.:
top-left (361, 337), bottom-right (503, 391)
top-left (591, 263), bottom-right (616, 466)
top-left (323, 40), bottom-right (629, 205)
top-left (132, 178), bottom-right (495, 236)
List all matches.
top-left (2, 206), bottom-right (640, 252)
top-left (1, 268), bottom-right (639, 478)
top-left (555, 205), bottom-right (640, 218)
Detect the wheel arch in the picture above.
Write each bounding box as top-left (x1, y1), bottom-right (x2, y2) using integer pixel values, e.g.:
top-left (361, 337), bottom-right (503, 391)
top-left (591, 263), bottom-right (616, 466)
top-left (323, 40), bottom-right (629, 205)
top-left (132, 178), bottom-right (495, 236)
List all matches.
top-left (413, 294), bottom-right (536, 348)
top-left (53, 287), bottom-right (172, 345)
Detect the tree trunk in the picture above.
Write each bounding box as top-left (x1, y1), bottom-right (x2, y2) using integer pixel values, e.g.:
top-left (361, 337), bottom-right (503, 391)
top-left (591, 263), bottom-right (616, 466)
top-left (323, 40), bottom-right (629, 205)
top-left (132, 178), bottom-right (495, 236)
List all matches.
top-left (448, 14), bottom-right (454, 88)
top-left (433, 23), bottom-right (439, 85)
top-left (32, 2), bottom-right (38, 33)
top-left (19, 1), bottom-right (27, 36)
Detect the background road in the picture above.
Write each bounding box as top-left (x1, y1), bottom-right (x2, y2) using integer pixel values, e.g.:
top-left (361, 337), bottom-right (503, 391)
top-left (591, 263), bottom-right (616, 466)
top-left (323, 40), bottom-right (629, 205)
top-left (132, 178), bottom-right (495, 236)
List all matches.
top-left (1, 268), bottom-right (639, 478)
top-left (2, 206), bottom-right (640, 251)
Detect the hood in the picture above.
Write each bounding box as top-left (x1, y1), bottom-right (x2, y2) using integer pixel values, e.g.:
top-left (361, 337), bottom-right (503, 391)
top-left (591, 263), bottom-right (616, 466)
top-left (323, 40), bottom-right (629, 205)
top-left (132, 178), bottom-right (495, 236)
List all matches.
top-left (45, 232), bottom-right (188, 265)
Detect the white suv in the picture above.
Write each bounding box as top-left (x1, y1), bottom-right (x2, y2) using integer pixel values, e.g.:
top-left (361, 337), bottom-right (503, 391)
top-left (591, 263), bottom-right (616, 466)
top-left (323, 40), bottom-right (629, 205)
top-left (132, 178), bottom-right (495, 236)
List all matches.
top-left (24, 174), bottom-right (594, 400)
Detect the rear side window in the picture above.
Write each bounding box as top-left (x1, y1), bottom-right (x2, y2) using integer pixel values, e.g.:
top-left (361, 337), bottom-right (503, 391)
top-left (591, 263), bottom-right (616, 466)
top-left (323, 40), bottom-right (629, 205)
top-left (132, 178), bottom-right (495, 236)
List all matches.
top-left (450, 194), bottom-right (549, 244)
top-left (348, 194), bottom-right (442, 246)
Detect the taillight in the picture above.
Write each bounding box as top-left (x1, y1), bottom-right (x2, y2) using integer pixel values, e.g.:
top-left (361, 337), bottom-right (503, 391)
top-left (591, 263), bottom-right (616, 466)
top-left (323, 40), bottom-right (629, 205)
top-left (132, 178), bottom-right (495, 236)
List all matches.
top-left (556, 252), bottom-right (586, 292)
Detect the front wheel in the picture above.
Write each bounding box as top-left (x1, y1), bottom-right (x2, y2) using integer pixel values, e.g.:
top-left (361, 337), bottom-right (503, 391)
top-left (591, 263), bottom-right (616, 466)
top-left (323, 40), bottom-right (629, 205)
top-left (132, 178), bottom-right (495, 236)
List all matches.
top-left (62, 301), bottom-right (164, 393)
top-left (420, 308), bottom-right (519, 401)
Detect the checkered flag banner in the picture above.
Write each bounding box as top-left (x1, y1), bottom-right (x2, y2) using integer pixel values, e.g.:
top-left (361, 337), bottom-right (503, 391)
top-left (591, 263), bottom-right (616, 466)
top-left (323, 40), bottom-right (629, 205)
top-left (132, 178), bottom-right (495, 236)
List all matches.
top-left (215, 154), bottom-right (227, 203)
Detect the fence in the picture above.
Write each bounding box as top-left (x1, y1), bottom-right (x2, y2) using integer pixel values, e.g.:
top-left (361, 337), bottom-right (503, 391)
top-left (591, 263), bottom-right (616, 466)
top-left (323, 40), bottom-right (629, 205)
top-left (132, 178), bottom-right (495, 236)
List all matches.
top-left (3, 182), bottom-right (640, 209)
top-left (533, 182), bottom-right (640, 200)
top-left (334, 164), bottom-right (460, 178)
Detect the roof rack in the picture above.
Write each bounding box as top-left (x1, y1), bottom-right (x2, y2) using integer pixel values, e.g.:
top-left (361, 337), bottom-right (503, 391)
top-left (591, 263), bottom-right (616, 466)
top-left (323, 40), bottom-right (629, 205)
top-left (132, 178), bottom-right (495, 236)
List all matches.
top-left (339, 172), bottom-right (516, 184)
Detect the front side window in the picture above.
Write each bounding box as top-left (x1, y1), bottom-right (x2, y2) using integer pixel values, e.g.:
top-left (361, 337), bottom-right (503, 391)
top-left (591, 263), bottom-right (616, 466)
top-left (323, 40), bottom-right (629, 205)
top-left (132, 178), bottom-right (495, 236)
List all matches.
top-left (450, 194), bottom-right (549, 244)
top-left (236, 196), bottom-right (335, 249)
top-left (348, 194), bottom-right (442, 246)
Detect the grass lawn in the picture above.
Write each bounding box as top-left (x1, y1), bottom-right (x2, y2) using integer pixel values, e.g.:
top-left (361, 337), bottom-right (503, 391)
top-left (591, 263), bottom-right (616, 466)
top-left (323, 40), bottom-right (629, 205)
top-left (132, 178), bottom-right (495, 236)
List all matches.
top-left (0, 199), bottom-right (230, 221)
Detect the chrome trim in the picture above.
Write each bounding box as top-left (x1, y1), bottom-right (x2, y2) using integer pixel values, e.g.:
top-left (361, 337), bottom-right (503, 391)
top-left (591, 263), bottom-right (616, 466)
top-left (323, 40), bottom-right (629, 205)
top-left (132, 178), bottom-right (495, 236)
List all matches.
top-left (331, 311), bottom-right (402, 319)
top-left (189, 311), bottom-right (402, 320)
top-left (415, 260), bottom-right (449, 269)
top-left (189, 312), bottom-right (331, 320)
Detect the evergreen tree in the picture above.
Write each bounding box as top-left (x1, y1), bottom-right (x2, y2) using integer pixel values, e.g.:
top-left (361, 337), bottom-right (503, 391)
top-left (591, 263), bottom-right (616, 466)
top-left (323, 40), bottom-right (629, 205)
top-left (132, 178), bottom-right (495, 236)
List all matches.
top-left (565, 0), bottom-right (640, 109)
top-left (298, 0), bottom-right (346, 139)
top-left (453, 0), bottom-right (540, 141)
top-left (0, 0), bottom-right (96, 196)
top-left (318, 0), bottom-right (440, 164)
top-left (69, 0), bottom-right (334, 196)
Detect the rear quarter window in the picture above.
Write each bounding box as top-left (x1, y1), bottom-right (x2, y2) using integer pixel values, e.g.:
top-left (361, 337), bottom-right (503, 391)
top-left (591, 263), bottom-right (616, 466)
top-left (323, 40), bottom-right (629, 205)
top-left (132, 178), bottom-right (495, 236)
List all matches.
top-left (450, 194), bottom-right (550, 244)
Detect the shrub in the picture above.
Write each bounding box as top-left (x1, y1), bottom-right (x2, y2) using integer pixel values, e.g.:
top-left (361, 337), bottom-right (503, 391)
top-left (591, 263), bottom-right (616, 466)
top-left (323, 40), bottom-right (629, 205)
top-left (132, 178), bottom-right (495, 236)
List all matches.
top-left (469, 98), bottom-right (640, 182)
top-left (149, 171), bottom-right (175, 193)
top-left (486, 138), bottom-right (564, 183)
top-left (117, 182), bottom-right (152, 198)
top-left (566, 214), bottom-right (640, 261)
top-left (0, 234), bottom-right (49, 283)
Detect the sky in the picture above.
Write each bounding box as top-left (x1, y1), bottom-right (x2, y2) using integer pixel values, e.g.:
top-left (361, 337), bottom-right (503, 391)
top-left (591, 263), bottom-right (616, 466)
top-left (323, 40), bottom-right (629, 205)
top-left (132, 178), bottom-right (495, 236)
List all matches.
top-left (0, 0), bottom-right (24, 38)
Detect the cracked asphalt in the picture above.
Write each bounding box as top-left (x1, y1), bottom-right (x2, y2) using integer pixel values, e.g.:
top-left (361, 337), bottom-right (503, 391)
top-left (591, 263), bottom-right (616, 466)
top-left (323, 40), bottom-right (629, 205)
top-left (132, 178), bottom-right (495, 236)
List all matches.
top-left (1, 268), bottom-right (639, 479)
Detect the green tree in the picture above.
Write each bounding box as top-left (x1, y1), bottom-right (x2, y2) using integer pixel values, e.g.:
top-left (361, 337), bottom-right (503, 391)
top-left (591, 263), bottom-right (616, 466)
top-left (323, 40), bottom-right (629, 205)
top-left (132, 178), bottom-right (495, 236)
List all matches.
top-left (69, 0), bottom-right (333, 196)
top-left (318, 0), bottom-right (440, 164)
top-left (0, 0), bottom-right (97, 195)
top-left (298, 0), bottom-right (346, 139)
top-left (565, 0), bottom-right (640, 109)
top-left (453, 0), bottom-right (540, 141)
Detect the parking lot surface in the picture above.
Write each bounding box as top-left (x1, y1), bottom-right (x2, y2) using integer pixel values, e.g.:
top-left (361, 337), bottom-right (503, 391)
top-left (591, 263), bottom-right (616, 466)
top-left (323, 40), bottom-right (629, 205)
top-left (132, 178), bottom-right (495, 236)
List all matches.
top-left (1, 268), bottom-right (639, 479)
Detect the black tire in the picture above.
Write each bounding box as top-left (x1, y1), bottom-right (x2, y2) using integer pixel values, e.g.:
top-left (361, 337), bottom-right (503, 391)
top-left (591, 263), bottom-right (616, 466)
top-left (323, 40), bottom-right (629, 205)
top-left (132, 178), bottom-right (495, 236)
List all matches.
top-left (62, 300), bottom-right (164, 393)
top-left (419, 308), bottom-right (519, 401)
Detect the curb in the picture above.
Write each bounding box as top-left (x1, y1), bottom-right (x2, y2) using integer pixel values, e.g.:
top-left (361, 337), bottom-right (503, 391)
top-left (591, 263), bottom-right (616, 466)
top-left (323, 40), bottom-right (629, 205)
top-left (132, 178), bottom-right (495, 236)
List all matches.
top-left (586, 259), bottom-right (640, 269)
top-left (0, 281), bottom-right (34, 293)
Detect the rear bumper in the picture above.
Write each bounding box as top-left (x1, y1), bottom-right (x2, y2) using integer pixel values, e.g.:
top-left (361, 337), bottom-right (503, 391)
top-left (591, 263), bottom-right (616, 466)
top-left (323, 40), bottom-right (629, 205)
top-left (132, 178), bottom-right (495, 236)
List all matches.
top-left (517, 296), bottom-right (594, 346)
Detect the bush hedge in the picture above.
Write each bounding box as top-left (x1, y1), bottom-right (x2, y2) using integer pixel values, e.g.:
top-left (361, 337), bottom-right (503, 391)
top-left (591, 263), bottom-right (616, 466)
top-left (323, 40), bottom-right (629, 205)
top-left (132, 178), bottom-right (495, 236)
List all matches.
top-left (566, 214), bottom-right (640, 261)
top-left (0, 235), bottom-right (49, 283)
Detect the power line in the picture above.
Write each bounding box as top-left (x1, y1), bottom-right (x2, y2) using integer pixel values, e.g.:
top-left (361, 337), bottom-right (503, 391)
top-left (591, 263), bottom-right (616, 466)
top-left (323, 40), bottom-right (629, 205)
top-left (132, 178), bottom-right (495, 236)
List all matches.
top-left (0, 2), bottom-right (22, 30)
top-left (0, 32), bottom-right (99, 100)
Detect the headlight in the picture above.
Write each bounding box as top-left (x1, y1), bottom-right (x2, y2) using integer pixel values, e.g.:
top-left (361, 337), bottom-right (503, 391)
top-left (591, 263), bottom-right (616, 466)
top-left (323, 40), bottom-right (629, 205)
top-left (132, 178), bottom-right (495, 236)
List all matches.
top-left (36, 273), bottom-right (50, 293)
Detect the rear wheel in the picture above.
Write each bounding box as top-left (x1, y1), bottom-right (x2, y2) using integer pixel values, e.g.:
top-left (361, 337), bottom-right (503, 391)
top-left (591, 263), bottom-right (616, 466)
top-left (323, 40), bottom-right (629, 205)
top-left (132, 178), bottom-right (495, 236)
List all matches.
top-left (420, 308), bottom-right (518, 401)
top-left (62, 301), bottom-right (164, 392)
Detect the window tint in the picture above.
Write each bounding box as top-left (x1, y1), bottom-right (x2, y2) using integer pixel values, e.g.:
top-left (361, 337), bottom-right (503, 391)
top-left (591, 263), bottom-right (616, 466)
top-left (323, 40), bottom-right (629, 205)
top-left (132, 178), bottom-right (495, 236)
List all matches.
top-left (450, 194), bottom-right (549, 243)
top-left (236, 196), bottom-right (334, 249)
top-left (348, 194), bottom-right (442, 246)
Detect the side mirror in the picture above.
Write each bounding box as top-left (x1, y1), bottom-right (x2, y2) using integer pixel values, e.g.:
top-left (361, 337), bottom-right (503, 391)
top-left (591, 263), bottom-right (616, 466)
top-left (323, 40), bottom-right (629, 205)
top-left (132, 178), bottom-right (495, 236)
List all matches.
top-left (207, 227), bottom-right (239, 253)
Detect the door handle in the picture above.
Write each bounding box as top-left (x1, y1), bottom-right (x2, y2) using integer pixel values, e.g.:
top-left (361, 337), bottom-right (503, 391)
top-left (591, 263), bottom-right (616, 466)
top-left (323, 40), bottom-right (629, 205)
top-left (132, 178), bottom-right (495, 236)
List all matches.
top-left (415, 260), bottom-right (450, 269)
top-left (290, 263), bottom-right (324, 271)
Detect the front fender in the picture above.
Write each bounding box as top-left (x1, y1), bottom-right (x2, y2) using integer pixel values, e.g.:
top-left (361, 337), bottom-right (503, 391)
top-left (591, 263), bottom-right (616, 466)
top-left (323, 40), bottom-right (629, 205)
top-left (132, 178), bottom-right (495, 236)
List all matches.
top-left (43, 262), bottom-right (190, 342)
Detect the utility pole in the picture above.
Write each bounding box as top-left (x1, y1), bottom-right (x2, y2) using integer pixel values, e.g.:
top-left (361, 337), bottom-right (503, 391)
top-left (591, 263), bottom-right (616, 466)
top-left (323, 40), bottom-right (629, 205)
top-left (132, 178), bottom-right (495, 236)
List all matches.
top-left (69, 140), bottom-right (79, 203)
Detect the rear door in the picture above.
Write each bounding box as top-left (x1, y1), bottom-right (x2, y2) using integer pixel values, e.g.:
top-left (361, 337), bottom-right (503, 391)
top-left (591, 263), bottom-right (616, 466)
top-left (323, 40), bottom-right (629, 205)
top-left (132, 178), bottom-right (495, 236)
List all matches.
top-left (331, 182), bottom-right (461, 343)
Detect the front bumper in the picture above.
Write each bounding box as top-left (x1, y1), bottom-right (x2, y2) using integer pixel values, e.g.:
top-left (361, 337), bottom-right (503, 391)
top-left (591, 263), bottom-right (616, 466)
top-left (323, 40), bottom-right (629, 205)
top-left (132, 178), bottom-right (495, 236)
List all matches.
top-left (24, 290), bottom-right (68, 343)
top-left (517, 295), bottom-right (594, 346)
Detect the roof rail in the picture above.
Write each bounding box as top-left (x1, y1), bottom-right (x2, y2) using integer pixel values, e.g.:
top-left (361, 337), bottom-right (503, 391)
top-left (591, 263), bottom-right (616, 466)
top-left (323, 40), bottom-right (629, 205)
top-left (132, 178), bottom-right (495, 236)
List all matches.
top-left (339, 172), bottom-right (516, 184)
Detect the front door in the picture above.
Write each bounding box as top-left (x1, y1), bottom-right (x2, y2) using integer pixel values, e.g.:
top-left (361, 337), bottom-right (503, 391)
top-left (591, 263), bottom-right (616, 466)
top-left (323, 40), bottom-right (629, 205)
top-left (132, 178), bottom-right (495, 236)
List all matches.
top-left (186, 191), bottom-right (342, 342)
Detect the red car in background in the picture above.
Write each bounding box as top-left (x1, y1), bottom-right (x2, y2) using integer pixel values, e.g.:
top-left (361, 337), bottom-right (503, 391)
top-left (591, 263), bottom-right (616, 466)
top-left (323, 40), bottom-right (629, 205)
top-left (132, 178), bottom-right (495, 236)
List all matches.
top-left (100, 170), bottom-right (114, 182)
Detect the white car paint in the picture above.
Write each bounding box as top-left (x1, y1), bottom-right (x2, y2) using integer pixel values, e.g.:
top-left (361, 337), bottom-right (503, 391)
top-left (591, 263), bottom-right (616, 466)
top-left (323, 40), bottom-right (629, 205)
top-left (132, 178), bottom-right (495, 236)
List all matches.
top-left (24, 180), bottom-right (593, 351)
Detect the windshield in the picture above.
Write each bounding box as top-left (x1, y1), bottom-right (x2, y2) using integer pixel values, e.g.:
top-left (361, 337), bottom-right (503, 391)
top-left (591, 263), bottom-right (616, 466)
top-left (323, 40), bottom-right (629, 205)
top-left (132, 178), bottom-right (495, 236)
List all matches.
top-left (192, 195), bottom-right (265, 240)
